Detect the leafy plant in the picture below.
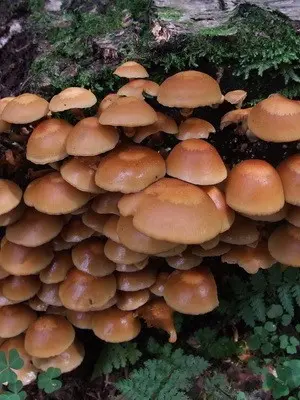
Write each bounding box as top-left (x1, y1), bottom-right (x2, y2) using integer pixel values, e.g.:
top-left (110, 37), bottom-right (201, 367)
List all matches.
top-left (37, 368), bottom-right (62, 394)
top-left (203, 373), bottom-right (247, 400)
top-left (0, 350), bottom-right (24, 385)
top-left (0, 381), bottom-right (27, 400)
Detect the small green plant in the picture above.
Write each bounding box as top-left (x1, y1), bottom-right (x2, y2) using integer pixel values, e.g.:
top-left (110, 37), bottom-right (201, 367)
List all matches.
top-left (203, 373), bottom-right (247, 400)
top-left (37, 367), bottom-right (62, 394)
top-left (0, 350), bottom-right (24, 385)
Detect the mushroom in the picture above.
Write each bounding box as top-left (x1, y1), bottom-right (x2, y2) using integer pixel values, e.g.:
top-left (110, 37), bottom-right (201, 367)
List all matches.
top-left (2, 275), bottom-right (41, 302)
top-left (192, 242), bottom-right (231, 257)
top-left (0, 304), bottom-right (37, 338)
top-left (155, 244), bottom-right (188, 257)
top-left (61, 217), bottom-right (95, 243)
top-left (59, 268), bottom-right (116, 312)
top-left (37, 283), bottom-right (63, 307)
top-left (286, 205), bottom-right (300, 227)
top-left (118, 192), bottom-right (144, 217)
top-left (104, 239), bottom-right (149, 265)
top-left (133, 112), bottom-right (178, 144)
top-left (224, 90), bottom-right (247, 108)
top-left (92, 306), bottom-right (141, 342)
top-left (176, 118), bottom-right (216, 140)
top-left (226, 160), bottom-right (284, 215)
top-left (220, 216), bottom-right (260, 245)
top-left (117, 289), bottom-right (150, 311)
top-left (164, 267), bottom-right (219, 315)
top-left (25, 315), bottom-right (75, 358)
top-left (117, 79), bottom-right (159, 99)
top-left (52, 235), bottom-right (75, 251)
top-left (0, 97), bottom-right (15, 133)
top-left (149, 272), bottom-right (170, 297)
top-left (166, 139), bottom-right (227, 185)
top-left (40, 251), bottom-right (73, 284)
top-left (26, 119), bottom-right (72, 164)
top-left (0, 180), bottom-right (22, 216)
top-left (116, 268), bottom-right (156, 291)
top-left (0, 202), bottom-right (25, 227)
top-left (243, 203), bottom-right (289, 222)
top-left (49, 87), bottom-right (97, 114)
top-left (72, 238), bottom-right (116, 277)
top-left (82, 210), bottom-right (109, 234)
top-left (97, 94), bottom-right (119, 115)
top-left (220, 108), bottom-right (251, 131)
top-left (66, 310), bottom-right (94, 329)
top-left (200, 235), bottom-right (220, 250)
top-left (103, 215), bottom-right (121, 242)
top-left (268, 224), bottom-right (300, 267)
top-left (113, 61), bottom-right (149, 79)
top-left (116, 259), bottom-right (148, 272)
top-left (166, 248), bottom-right (203, 270)
top-left (92, 192), bottom-right (122, 215)
top-left (28, 296), bottom-right (48, 312)
top-left (277, 154), bottom-right (300, 206)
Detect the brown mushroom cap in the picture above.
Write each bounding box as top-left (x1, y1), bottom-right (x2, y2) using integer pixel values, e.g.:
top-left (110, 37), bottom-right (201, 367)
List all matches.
top-left (133, 112), bottom-right (178, 143)
top-left (244, 203), bottom-right (289, 222)
top-left (1, 241), bottom-right (53, 275)
top-left (61, 217), bottom-right (94, 243)
top-left (220, 216), bottom-right (260, 245)
top-left (117, 289), bottom-right (150, 311)
top-left (226, 160), bottom-right (284, 215)
top-left (95, 145), bottom-right (166, 193)
top-left (113, 61), bottom-right (149, 78)
top-left (0, 304), bottom-right (37, 338)
top-left (92, 306), bottom-right (141, 342)
top-left (98, 94), bottom-right (119, 115)
top-left (157, 71), bottom-right (222, 108)
top-left (6, 208), bottom-right (64, 247)
top-left (104, 239), bottom-right (149, 265)
top-left (155, 244), bottom-right (188, 257)
top-left (116, 268), bottom-right (156, 291)
top-left (164, 267), bottom-right (219, 315)
top-left (99, 97), bottom-right (157, 127)
top-left (248, 94), bottom-right (300, 142)
top-left (200, 235), bottom-right (220, 250)
top-left (40, 251), bottom-right (73, 284)
top-left (92, 192), bottom-right (122, 215)
top-left (177, 118), bottom-right (216, 140)
top-left (0, 180), bottom-right (22, 216)
top-left (32, 340), bottom-right (85, 373)
top-left (103, 215), bottom-right (121, 242)
top-left (224, 90), bottom-right (247, 107)
top-left (277, 154), bottom-right (300, 206)
top-left (52, 235), bottom-right (75, 251)
top-left (220, 108), bottom-right (251, 130)
top-left (192, 242), bottom-right (231, 257)
top-left (116, 259), bottom-right (148, 272)
top-left (24, 172), bottom-right (92, 215)
top-left (26, 119), bottom-right (72, 164)
top-left (0, 335), bottom-right (38, 385)
top-left (37, 283), bottom-right (62, 307)
top-left (59, 268), bottom-right (116, 311)
top-left (1, 93), bottom-right (49, 124)
top-left (286, 205), bottom-right (300, 227)
top-left (166, 139), bottom-right (227, 185)
top-left (28, 296), bottom-right (48, 312)
top-left (25, 315), bottom-right (75, 357)
top-left (49, 87), bottom-right (97, 112)
top-left (72, 238), bottom-right (116, 277)
top-left (166, 249), bottom-right (203, 270)
top-left (82, 210), bottom-right (109, 234)
top-left (0, 202), bottom-right (25, 227)
top-left (2, 275), bottom-right (41, 302)
top-left (132, 178), bottom-right (221, 244)
top-left (268, 224), bottom-right (300, 266)
top-left (66, 310), bottom-right (94, 329)
top-left (0, 97), bottom-right (14, 133)
top-left (118, 192), bottom-right (144, 217)
top-left (149, 272), bottom-right (170, 297)
top-left (117, 79), bottom-right (159, 98)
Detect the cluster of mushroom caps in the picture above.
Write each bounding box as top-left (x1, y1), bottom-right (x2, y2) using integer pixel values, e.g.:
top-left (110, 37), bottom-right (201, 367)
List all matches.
top-left (0, 61), bottom-right (300, 386)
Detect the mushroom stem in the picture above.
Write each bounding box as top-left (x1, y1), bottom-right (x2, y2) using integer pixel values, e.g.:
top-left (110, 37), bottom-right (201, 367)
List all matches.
top-left (180, 108), bottom-right (193, 118)
top-left (123, 127), bottom-right (136, 138)
top-left (168, 328), bottom-right (177, 343)
top-left (71, 108), bottom-right (86, 120)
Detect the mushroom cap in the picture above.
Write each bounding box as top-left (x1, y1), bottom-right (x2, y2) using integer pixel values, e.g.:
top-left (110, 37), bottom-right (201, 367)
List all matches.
top-left (117, 79), bottom-right (159, 98)
top-left (243, 203), bottom-right (289, 222)
top-left (98, 94), bottom-right (119, 115)
top-left (248, 94), bottom-right (300, 142)
top-left (26, 119), bottom-right (72, 164)
top-left (1, 93), bottom-right (49, 124)
top-left (157, 71), bottom-right (222, 108)
top-left (61, 217), bottom-right (94, 243)
top-left (149, 272), bottom-right (170, 297)
top-left (92, 192), bottom-right (122, 215)
top-left (49, 87), bottom-right (97, 112)
top-left (224, 90), bottom-right (247, 105)
top-left (116, 259), bottom-right (148, 272)
top-left (268, 224), bottom-right (300, 266)
top-left (103, 215), bottom-right (121, 243)
top-left (61, 156), bottom-right (103, 194)
top-left (155, 244), bottom-right (188, 257)
top-left (72, 238), bottom-right (116, 277)
top-left (66, 117), bottom-right (119, 156)
top-left (164, 267), bottom-right (219, 315)
top-left (118, 192), bottom-right (144, 217)
top-left (92, 306), bottom-right (141, 342)
top-left (0, 305), bottom-right (37, 338)
top-left (166, 139), bottom-right (227, 185)
top-left (82, 210), bottom-right (109, 234)
top-left (113, 61), bottom-right (149, 78)
top-left (116, 268), bottom-right (157, 291)
top-left (38, 283), bottom-right (62, 307)
top-left (0, 180), bottom-right (22, 216)
top-left (132, 178), bottom-right (221, 244)
top-left (117, 216), bottom-right (175, 254)
top-left (200, 235), bottom-right (220, 250)
top-left (32, 340), bottom-right (85, 373)
top-left (220, 216), bottom-right (260, 245)
top-left (192, 242), bottom-right (231, 257)
top-left (99, 97), bottom-right (157, 127)
top-left (104, 239), bottom-right (149, 265)
top-left (0, 202), bottom-right (25, 227)
top-left (133, 112), bottom-right (178, 143)
top-left (0, 97), bottom-right (14, 133)
top-left (6, 208), bottom-right (64, 247)
top-left (286, 205), bottom-right (300, 227)
top-left (220, 108), bottom-right (251, 130)
top-left (166, 249), bottom-right (203, 270)
top-left (226, 160), bottom-right (284, 215)
top-left (40, 251), bottom-right (73, 284)
top-left (202, 186), bottom-right (235, 233)
top-left (0, 335), bottom-right (38, 385)
top-left (28, 296), bottom-right (48, 312)
top-left (277, 154), bottom-right (300, 206)
top-left (24, 172), bottom-right (92, 215)
top-left (1, 241), bottom-right (53, 275)
top-left (117, 289), bottom-right (150, 311)
top-left (2, 275), bottom-right (41, 302)
top-left (177, 118), bottom-right (216, 140)
top-left (59, 268), bottom-right (116, 311)
top-left (66, 310), bottom-right (94, 329)
top-left (52, 235), bottom-right (75, 251)
top-left (25, 315), bottom-right (75, 358)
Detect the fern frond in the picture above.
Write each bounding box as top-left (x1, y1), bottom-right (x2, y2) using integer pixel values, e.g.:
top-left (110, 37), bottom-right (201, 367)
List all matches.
top-left (250, 294), bottom-right (266, 323)
top-left (277, 285), bottom-right (294, 316)
top-left (292, 284), bottom-right (300, 307)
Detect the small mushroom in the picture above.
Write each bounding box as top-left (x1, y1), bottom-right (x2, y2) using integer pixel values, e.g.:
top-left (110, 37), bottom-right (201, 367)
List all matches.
top-left (149, 272), bottom-right (170, 297)
top-left (97, 94), bottom-right (119, 115)
top-left (0, 97), bottom-right (15, 133)
top-left (133, 112), bottom-right (178, 143)
top-left (277, 154), bottom-right (300, 206)
top-left (82, 210), bottom-right (109, 234)
top-left (166, 249), bottom-right (203, 270)
top-left (66, 310), bottom-right (94, 329)
top-left (117, 289), bottom-right (150, 311)
top-left (61, 217), bottom-right (94, 243)
top-left (116, 259), bottom-right (148, 272)
top-left (92, 192), bottom-right (122, 215)
top-left (0, 202), bottom-right (25, 227)
top-left (2, 275), bottom-right (41, 302)
top-left (40, 251), bottom-right (73, 284)
top-left (117, 79), bottom-right (159, 99)
top-left (49, 87), bottom-right (97, 113)
top-left (103, 215), bottom-right (121, 242)
top-left (118, 192), bottom-right (144, 217)
top-left (28, 296), bottom-right (48, 312)
top-left (116, 268), bottom-right (156, 291)
top-left (113, 61), bottom-right (149, 79)
top-left (201, 235), bottom-right (220, 250)
top-left (176, 118), bottom-right (215, 140)
top-left (286, 205), bottom-right (300, 227)
top-left (37, 283), bottom-right (62, 307)
top-left (220, 216), bottom-right (260, 245)
top-left (192, 242), bottom-right (231, 257)
top-left (0, 304), bottom-right (37, 338)
top-left (224, 90), bottom-right (247, 108)
top-left (220, 108), bottom-right (251, 131)
top-left (0, 180), bottom-right (22, 216)
top-left (268, 224), bottom-right (300, 266)
top-left (104, 239), bottom-right (149, 265)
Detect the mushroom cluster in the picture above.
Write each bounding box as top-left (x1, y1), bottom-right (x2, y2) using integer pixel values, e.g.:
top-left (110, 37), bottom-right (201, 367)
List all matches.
top-left (0, 60), bottom-right (299, 384)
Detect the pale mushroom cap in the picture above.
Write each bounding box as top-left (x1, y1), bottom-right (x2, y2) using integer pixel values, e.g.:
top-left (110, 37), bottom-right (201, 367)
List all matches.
top-left (0, 97), bottom-right (15, 133)
top-left (150, 272), bottom-right (170, 297)
top-left (117, 289), bottom-right (150, 311)
top-left (0, 180), bottom-right (22, 216)
top-left (104, 239), bottom-right (149, 265)
top-left (2, 275), bottom-right (41, 302)
top-left (226, 160), bottom-right (285, 215)
top-left (155, 244), bottom-right (187, 257)
top-left (132, 178), bottom-right (221, 244)
top-left (49, 87), bottom-right (97, 112)
top-left (157, 71), bottom-right (223, 108)
top-left (92, 306), bottom-right (141, 342)
top-left (117, 79), bottom-right (159, 99)
top-left (98, 94), bottom-right (119, 115)
top-left (177, 118), bottom-right (216, 140)
top-left (224, 90), bottom-right (247, 105)
top-left (113, 61), bottom-right (149, 78)
top-left (39, 251), bottom-right (73, 284)
top-left (6, 208), bottom-right (64, 247)
top-left (166, 249), bottom-right (203, 270)
top-left (220, 216), bottom-right (260, 245)
top-left (72, 238), bottom-right (116, 277)
top-left (1, 241), bottom-right (54, 275)
top-left (0, 304), bottom-right (37, 338)
top-left (116, 268), bottom-right (157, 291)
top-left (248, 94), bottom-right (300, 142)
top-left (133, 111), bottom-right (178, 143)
top-left (26, 119), bottom-right (72, 164)
top-left (92, 192), bottom-right (122, 215)
top-left (0, 202), bottom-right (25, 227)
top-left (268, 224), bottom-right (300, 267)
top-left (32, 340), bottom-right (85, 373)
top-left (277, 154), bottom-right (300, 206)
top-left (61, 217), bottom-right (94, 243)
top-left (164, 267), bottom-right (219, 315)
top-left (66, 117), bottom-right (119, 156)
top-left (66, 310), bottom-right (94, 329)
top-left (118, 192), bottom-right (144, 217)
top-left (103, 215), bottom-right (121, 243)
top-left (99, 97), bottom-right (157, 127)
top-left (38, 283), bottom-right (62, 307)
top-left (25, 315), bottom-right (75, 358)
top-left (24, 172), bottom-right (92, 215)
top-left (192, 242), bottom-right (231, 257)
top-left (166, 139), bottom-right (227, 185)
top-left (1, 93), bottom-right (49, 124)
top-left (220, 108), bottom-right (251, 130)
top-left (59, 268), bottom-right (116, 312)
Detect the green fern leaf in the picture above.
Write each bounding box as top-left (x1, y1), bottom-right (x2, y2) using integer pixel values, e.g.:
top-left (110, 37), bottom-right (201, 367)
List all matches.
top-left (250, 273), bottom-right (267, 292)
top-left (277, 285), bottom-right (294, 316)
top-left (250, 294), bottom-right (266, 323)
top-left (238, 304), bottom-right (256, 327)
top-left (267, 266), bottom-right (283, 286)
top-left (292, 284), bottom-right (300, 307)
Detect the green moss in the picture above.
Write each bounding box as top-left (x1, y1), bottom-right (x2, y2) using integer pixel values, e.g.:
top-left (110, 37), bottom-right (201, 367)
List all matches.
top-left (157, 7), bottom-right (182, 21)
